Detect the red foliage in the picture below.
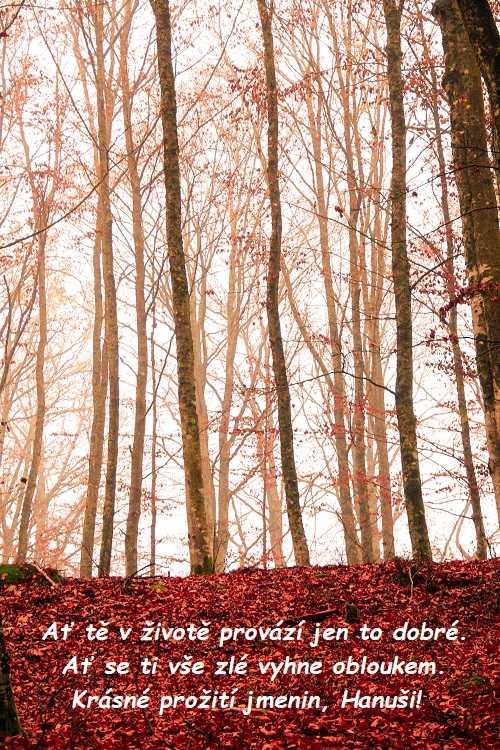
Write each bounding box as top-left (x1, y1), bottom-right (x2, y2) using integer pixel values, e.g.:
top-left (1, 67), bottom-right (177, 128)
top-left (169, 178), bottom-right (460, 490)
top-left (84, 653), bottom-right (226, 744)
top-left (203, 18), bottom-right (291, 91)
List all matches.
top-left (1, 559), bottom-right (498, 749)
top-left (439, 282), bottom-right (500, 323)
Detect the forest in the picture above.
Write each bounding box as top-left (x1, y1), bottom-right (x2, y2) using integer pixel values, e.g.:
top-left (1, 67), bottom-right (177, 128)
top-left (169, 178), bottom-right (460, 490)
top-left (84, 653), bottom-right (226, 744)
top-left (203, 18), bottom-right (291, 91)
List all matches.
top-left (1, 0), bottom-right (499, 577)
top-left (0, 0), bottom-right (499, 746)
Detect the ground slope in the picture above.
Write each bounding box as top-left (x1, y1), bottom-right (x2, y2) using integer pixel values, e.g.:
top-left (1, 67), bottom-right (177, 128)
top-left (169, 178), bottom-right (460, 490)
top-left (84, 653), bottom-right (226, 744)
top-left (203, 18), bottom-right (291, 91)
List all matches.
top-left (1, 558), bottom-right (498, 749)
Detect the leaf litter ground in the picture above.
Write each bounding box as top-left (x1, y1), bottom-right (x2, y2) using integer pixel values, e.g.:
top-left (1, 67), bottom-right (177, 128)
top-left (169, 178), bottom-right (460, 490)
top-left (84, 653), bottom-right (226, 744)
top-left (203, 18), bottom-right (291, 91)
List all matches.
top-left (1, 558), bottom-right (498, 749)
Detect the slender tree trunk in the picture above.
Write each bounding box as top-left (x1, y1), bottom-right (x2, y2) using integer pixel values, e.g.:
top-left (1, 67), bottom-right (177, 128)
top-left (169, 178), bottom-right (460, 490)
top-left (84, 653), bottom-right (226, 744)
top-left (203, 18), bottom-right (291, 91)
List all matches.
top-left (0, 617), bottom-right (21, 738)
top-left (449, 305), bottom-right (488, 558)
top-left (323, 0), bottom-right (378, 559)
top-left (364, 133), bottom-right (395, 561)
top-left (17, 240), bottom-right (47, 563)
top-left (382, 0), bottom-right (432, 561)
top-left (3, 417), bottom-right (34, 564)
top-left (349, 230), bottom-right (374, 563)
top-left (350, 245), bottom-right (374, 563)
top-left (365, 442), bottom-right (382, 562)
top-left (338, 15), bottom-right (376, 562)
top-left (433, 0), bottom-right (500, 529)
top-left (265, 425), bottom-right (286, 568)
top-left (303, 93), bottom-right (360, 564)
top-left (150, 300), bottom-right (157, 577)
top-left (422, 13), bottom-right (488, 557)
top-left (33, 455), bottom-right (47, 559)
top-left (257, 0), bottom-right (309, 565)
top-left (249, 356), bottom-right (286, 569)
top-left (95, 2), bottom-right (120, 577)
top-left (0, 389), bottom-right (12, 513)
top-left (214, 207), bottom-right (240, 571)
top-left (120, 7), bottom-right (148, 577)
top-left (368, 318), bottom-right (395, 559)
top-left (68, 3), bottom-right (112, 578)
top-left (262, 360), bottom-right (286, 568)
top-left (283, 262), bottom-right (361, 563)
top-left (13, 109), bottom-right (54, 563)
top-left (150, 0), bottom-right (212, 574)
top-left (194, 380), bottom-right (216, 553)
top-left (190, 271), bottom-right (216, 552)
top-left (80, 198), bottom-right (107, 576)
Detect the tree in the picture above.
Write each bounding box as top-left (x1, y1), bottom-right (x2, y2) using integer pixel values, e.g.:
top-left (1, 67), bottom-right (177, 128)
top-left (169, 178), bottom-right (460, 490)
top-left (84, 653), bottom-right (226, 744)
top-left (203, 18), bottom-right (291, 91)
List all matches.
top-left (94, 2), bottom-right (120, 577)
top-left (256, 0), bottom-right (310, 566)
top-left (454, 0), bottom-right (500, 177)
top-left (433, 0), bottom-right (500, 529)
top-left (150, 0), bottom-right (213, 574)
top-left (295, 33), bottom-right (361, 564)
top-left (416, 9), bottom-right (488, 558)
top-left (453, 0), bottom-right (500, 457)
top-left (382, 0), bottom-right (432, 561)
top-left (79, 192), bottom-right (108, 576)
top-left (70, 14), bottom-right (108, 577)
top-left (15, 65), bottom-right (65, 563)
top-left (120, 0), bottom-right (149, 578)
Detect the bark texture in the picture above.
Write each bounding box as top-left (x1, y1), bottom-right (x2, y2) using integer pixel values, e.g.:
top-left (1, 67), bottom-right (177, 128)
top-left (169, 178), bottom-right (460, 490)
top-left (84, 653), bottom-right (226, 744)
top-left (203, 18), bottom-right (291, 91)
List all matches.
top-left (95, 3), bottom-right (119, 577)
top-left (383, 0), bottom-right (432, 561)
top-left (421, 10), bottom-right (488, 557)
top-left (80, 199), bottom-right (107, 576)
top-left (455, 0), bottom-right (500, 175)
top-left (214, 203), bottom-right (240, 571)
top-left (433, 0), bottom-right (500, 529)
top-left (303, 93), bottom-right (360, 564)
top-left (16, 241), bottom-right (46, 563)
top-left (257, 0), bottom-right (310, 566)
top-left (151, 0), bottom-right (213, 574)
top-left (121, 3), bottom-right (148, 577)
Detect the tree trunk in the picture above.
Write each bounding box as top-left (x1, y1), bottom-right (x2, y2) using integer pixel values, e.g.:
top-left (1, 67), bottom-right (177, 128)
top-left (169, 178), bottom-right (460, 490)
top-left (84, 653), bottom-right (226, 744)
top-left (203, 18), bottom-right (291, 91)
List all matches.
top-left (433, 0), bottom-right (500, 529)
top-left (422, 11), bottom-right (488, 557)
top-left (0, 616), bottom-right (21, 737)
top-left (3, 417), bottom-right (34, 564)
top-left (80, 197), bottom-right (107, 577)
top-left (262, 363), bottom-right (286, 569)
top-left (282, 262), bottom-right (361, 563)
top-left (349, 225), bottom-right (374, 563)
top-left (454, 0), bottom-right (500, 176)
top-left (337, 16), bottom-right (375, 562)
top-left (17, 238), bottom-right (47, 563)
top-left (120, 5), bottom-right (148, 577)
top-left (350, 241), bottom-right (374, 563)
top-left (382, 0), bottom-right (432, 561)
top-left (303, 92), bottom-right (361, 564)
top-left (190, 268), bottom-right (216, 553)
top-left (249, 357), bottom-right (287, 569)
top-left (257, 0), bottom-right (309, 566)
top-left (95, 2), bottom-right (120, 577)
top-left (33, 455), bottom-right (48, 559)
top-left (362, 163), bottom-right (395, 560)
top-left (150, 0), bottom-right (212, 574)
top-left (265, 429), bottom-right (286, 568)
top-left (368, 318), bottom-right (395, 559)
top-left (150, 300), bottom-right (158, 576)
top-left (365, 430), bottom-right (382, 562)
top-left (214, 205), bottom-right (240, 571)
top-left (449, 305), bottom-right (489, 558)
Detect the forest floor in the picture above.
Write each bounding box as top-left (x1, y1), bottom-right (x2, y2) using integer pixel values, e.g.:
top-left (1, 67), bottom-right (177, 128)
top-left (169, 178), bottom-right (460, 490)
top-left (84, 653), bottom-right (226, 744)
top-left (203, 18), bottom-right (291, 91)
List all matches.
top-left (1, 558), bottom-right (499, 749)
